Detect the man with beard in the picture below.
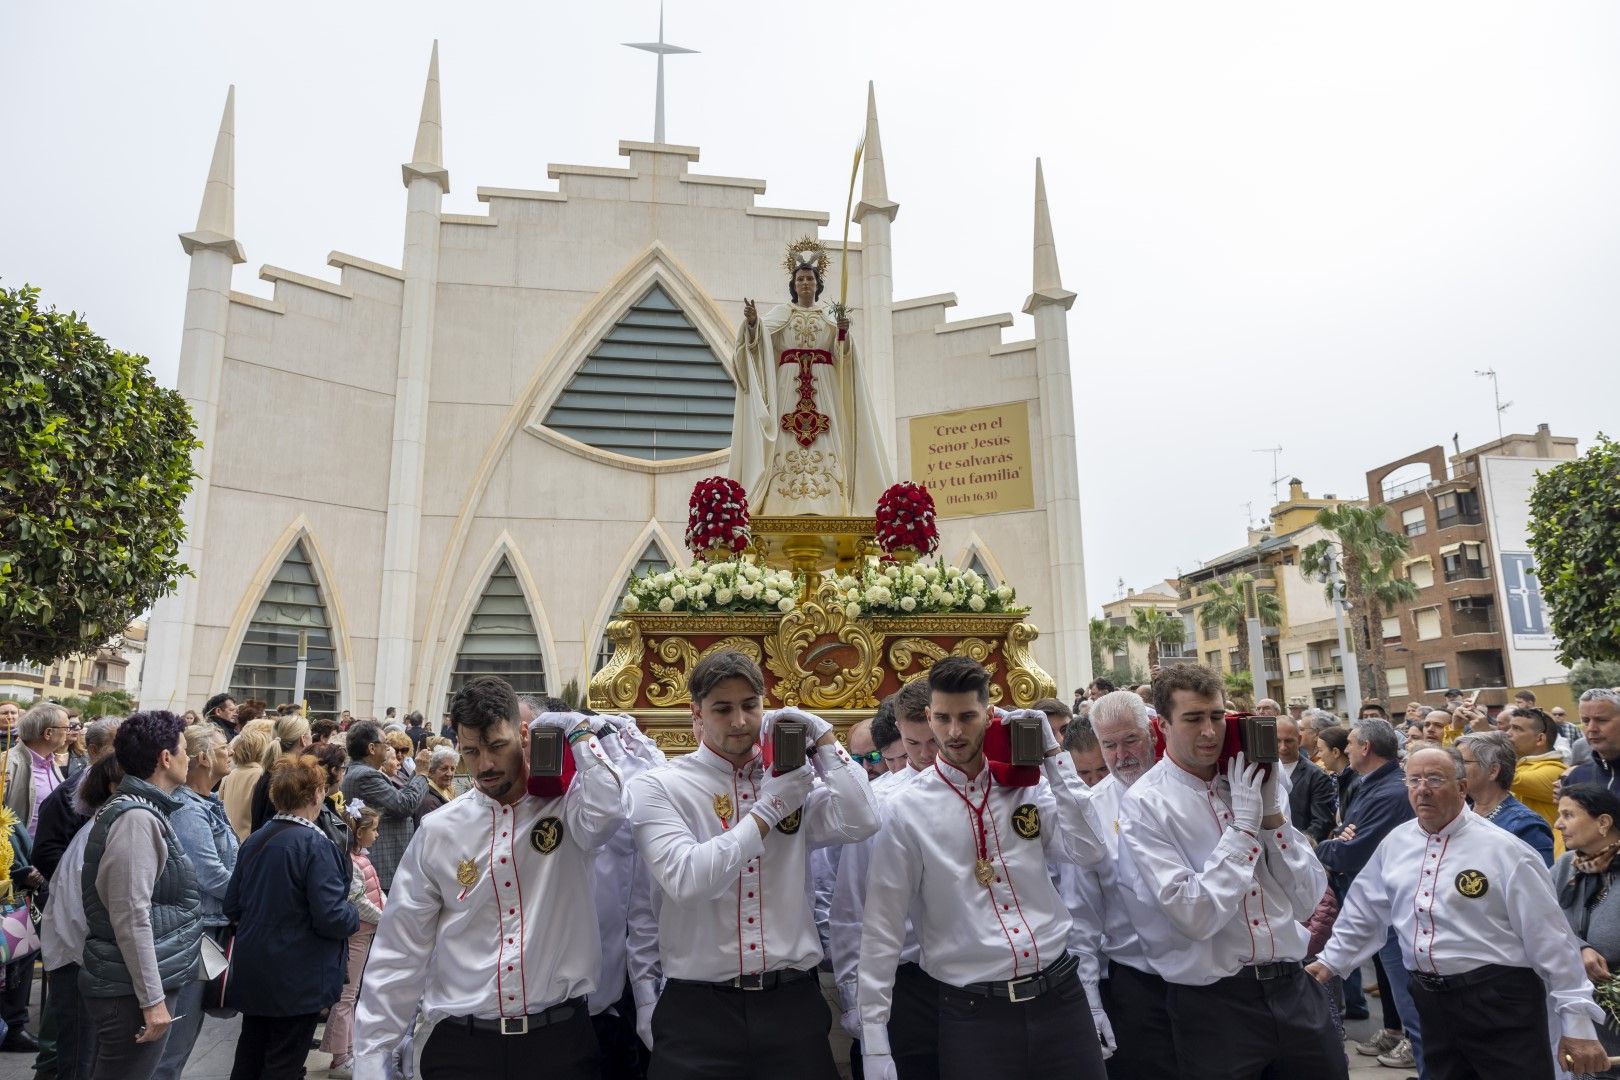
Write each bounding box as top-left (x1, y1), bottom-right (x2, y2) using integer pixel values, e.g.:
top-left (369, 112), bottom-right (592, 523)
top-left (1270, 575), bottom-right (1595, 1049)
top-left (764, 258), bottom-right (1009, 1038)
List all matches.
top-left (1116, 664), bottom-right (1343, 1079)
top-left (353, 677), bottom-right (625, 1080)
top-left (857, 657), bottom-right (1108, 1080)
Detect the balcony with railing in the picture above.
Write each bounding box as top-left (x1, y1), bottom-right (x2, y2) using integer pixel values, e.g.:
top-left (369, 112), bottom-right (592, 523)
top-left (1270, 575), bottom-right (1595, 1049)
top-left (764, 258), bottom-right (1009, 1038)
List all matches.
top-left (1443, 561), bottom-right (1489, 583)
top-left (0, 662), bottom-right (45, 678)
top-left (1436, 509), bottom-right (1484, 530)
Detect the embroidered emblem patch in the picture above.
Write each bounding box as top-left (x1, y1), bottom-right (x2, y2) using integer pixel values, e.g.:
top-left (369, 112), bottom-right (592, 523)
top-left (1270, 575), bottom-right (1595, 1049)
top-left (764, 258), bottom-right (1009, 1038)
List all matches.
top-left (1455, 869), bottom-right (1489, 898)
top-left (455, 857), bottom-right (479, 889)
top-left (776, 809), bottom-right (803, 835)
top-left (531, 817), bottom-right (564, 855)
top-left (1012, 804), bottom-right (1041, 840)
top-left (714, 794), bottom-right (734, 827)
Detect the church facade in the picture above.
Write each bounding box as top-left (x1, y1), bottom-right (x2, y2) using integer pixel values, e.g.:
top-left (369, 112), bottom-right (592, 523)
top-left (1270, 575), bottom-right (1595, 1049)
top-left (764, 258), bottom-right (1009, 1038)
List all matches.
top-left (139, 46), bottom-right (1092, 720)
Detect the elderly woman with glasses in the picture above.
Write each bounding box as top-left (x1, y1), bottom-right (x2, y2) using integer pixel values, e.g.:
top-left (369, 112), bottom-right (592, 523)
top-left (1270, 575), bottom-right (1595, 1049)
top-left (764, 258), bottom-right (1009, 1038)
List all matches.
top-left (1456, 731), bottom-right (1555, 867)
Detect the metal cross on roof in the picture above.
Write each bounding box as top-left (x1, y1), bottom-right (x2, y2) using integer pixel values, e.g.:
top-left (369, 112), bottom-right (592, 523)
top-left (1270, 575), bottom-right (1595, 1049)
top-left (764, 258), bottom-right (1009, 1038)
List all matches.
top-left (623, 2), bottom-right (698, 144)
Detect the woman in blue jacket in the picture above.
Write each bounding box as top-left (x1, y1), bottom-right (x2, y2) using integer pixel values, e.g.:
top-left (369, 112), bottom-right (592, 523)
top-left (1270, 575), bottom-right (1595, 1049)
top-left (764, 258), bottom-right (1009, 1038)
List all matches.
top-left (224, 755), bottom-right (359, 1080)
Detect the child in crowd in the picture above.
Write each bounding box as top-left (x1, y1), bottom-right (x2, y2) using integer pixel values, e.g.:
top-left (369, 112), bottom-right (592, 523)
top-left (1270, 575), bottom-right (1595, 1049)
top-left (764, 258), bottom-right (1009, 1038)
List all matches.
top-left (322, 805), bottom-right (385, 1079)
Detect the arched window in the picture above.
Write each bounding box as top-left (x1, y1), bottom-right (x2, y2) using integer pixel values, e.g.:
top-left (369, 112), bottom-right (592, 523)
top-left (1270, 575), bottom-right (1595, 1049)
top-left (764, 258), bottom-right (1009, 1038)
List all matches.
top-left (229, 539), bottom-right (340, 717)
top-left (594, 542), bottom-right (673, 671)
top-left (542, 284), bottom-right (735, 460)
top-left (447, 557), bottom-right (547, 712)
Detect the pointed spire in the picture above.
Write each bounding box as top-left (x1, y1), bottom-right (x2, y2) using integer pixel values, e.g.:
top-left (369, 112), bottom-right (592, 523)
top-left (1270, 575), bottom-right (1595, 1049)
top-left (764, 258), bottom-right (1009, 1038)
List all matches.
top-left (180, 85), bottom-right (245, 263)
top-left (1024, 158), bottom-right (1075, 313)
top-left (854, 81), bottom-right (898, 223)
top-left (403, 41), bottom-right (450, 192)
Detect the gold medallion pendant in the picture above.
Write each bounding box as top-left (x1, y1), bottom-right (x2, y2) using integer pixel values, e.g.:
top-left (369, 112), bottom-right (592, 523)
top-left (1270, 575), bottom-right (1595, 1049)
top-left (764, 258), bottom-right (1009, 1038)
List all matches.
top-left (974, 858), bottom-right (995, 887)
top-left (456, 858), bottom-right (479, 889)
top-left (713, 793), bottom-right (734, 827)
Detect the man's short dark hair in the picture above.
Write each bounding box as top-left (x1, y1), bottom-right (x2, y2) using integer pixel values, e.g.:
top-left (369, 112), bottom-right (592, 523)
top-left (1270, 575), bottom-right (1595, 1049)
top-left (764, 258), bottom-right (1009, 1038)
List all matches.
top-left (1032, 697), bottom-right (1073, 720)
top-left (345, 719), bottom-right (383, 763)
top-left (1152, 664), bottom-right (1224, 720)
top-left (928, 656), bottom-right (990, 704)
top-left (115, 710), bottom-right (186, 780)
top-left (543, 697), bottom-right (572, 714)
top-left (894, 678), bottom-right (932, 725)
top-left (1359, 702), bottom-right (1388, 719)
top-left (687, 649), bottom-right (765, 706)
top-left (204, 692), bottom-right (233, 721)
top-left (1089, 678), bottom-right (1116, 695)
top-left (1515, 689), bottom-right (1538, 706)
top-left (1517, 707), bottom-right (1558, 751)
top-left (871, 698), bottom-right (901, 751)
top-left (310, 718), bottom-right (339, 744)
top-left (405, 710), bottom-right (425, 728)
top-left (451, 676), bottom-right (521, 738)
top-left (1062, 719), bottom-right (1100, 754)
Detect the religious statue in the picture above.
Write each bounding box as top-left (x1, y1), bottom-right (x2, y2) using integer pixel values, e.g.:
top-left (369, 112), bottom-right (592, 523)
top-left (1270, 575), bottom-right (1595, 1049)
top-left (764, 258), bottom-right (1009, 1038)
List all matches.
top-left (729, 238), bottom-right (893, 517)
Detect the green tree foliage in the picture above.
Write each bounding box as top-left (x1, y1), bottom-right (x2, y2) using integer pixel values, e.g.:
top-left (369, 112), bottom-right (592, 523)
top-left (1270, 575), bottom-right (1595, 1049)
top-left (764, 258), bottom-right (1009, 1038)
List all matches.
top-left (1, 285), bottom-right (198, 662)
top-left (1089, 616), bottom-right (1129, 675)
top-left (1195, 571), bottom-right (1281, 677)
top-left (1301, 505), bottom-right (1414, 705)
top-left (1127, 608), bottom-right (1186, 670)
top-left (1528, 436), bottom-right (1620, 665)
top-left (1570, 660), bottom-right (1620, 698)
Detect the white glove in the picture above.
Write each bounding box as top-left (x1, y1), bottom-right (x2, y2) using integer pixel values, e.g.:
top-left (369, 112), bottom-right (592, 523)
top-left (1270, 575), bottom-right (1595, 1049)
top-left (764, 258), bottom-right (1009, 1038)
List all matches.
top-left (532, 711), bottom-right (588, 735)
top-left (1003, 707), bottom-right (1060, 755)
top-left (750, 764), bottom-right (814, 829)
top-left (615, 715), bottom-right (666, 766)
top-left (764, 707), bottom-right (834, 746)
top-left (839, 1007), bottom-right (861, 1041)
top-left (1091, 999), bottom-right (1116, 1059)
top-left (1226, 753), bottom-right (1265, 836)
top-left (635, 1002), bottom-right (654, 1050)
top-left (861, 1051), bottom-right (899, 1080)
top-left (1261, 757), bottom-right (1284, 819)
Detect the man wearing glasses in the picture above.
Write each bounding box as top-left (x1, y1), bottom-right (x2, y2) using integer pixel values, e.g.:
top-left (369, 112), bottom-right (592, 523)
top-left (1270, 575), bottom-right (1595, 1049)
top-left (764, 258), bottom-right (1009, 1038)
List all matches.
top-left (2, 701), bottom-right (71, 837)
top-left (1310, 747), bottom-right (1608, 1078)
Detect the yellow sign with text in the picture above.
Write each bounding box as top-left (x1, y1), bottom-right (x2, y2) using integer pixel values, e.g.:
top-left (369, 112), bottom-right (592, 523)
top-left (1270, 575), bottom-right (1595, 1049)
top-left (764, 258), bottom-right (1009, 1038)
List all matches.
top-left (909, 402), bottom-right (1035, 518)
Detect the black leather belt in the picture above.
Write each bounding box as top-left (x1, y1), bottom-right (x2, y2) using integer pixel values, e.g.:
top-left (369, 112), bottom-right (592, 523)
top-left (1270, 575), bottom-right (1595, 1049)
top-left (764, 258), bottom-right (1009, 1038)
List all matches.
top-left (667, 966), bottom-right (818, 993)
top-left (1233, 960), bottom-right (1302, 982)
top-left (459, 996), bottom-right (582, 1036)
top-left (954, 952), bottom-right (1079, 1002)
top-left (1408, 963), bottom-right (1518, 993)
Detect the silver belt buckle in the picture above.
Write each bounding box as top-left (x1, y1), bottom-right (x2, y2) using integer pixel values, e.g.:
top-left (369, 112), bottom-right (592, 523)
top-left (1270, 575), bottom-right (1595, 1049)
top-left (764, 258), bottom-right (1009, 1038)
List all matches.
top-left (736, 973), bottom-right (766, 991)
top-left (1006, 975), bottom-right (1041, 1003)
top-left (499, 1015), bottom-right (529, 1036)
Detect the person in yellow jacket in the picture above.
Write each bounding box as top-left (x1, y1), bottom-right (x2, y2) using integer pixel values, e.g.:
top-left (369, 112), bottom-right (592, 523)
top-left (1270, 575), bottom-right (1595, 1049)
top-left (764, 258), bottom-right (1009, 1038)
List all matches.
top-left (1508, 707), bottom-right (1568, 856)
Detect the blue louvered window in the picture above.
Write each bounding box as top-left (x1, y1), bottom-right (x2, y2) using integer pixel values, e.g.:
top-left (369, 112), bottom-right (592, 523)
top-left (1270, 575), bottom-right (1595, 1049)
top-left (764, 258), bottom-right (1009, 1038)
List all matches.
top-left (229, 540), bottom-right (341, 717)
top-left (543, 285), bottom-right (735, 460)
top-left (446, 558), bottom-right (547, 713)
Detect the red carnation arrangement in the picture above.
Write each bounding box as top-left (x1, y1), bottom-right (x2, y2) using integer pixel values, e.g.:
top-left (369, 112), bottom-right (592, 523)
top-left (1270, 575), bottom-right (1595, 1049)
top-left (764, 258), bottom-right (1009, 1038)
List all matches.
top-left (686, 476), bottom-right (751, 560)
top-left (874, 482), bottom-right (939, 560)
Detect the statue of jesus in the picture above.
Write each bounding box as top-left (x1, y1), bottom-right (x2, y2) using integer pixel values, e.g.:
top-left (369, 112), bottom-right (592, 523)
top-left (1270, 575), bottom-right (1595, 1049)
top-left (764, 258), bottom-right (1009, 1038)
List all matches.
top-left (729, 239), bottom-right (892, 517)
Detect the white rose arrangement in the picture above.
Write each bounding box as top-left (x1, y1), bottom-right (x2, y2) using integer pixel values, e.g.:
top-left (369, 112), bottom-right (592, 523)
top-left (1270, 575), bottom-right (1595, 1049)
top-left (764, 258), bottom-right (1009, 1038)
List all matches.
top-left (623, 560), bottom-right (801, 615)
top-left (830, 560), bottom-right (1028, 616)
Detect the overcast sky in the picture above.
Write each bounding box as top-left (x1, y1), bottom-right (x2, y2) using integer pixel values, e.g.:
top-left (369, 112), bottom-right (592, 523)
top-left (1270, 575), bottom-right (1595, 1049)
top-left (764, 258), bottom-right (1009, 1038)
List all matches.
top-left (5, 1), bottom-right (1617, 612)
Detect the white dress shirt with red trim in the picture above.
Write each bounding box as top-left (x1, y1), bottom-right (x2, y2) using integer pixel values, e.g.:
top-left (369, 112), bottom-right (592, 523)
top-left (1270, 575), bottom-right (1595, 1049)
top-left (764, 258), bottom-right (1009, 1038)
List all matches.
top-left (1318, 808), bottom-right (1601, 1040)
top-left (830, 766), bottom-right (923, 1013)
top-left (1115, 756), bottom-right (1325, 987)
top-left (1058, 772), bottom-right (1151, 986)
top-left (628, 740), bottom-right (879, 983)
top-left (857, 752), bottom-right (1105, 1056)
top-left (353, 735), bottom-right (624, 1080)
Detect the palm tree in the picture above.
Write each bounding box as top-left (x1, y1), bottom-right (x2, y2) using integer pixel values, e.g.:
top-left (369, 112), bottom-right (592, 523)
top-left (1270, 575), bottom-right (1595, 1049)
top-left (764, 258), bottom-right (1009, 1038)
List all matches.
top-left (1089, 617), bottom-right (1129, 678)
top-left (1127, 608), bottom-right (1186, 670)
top-left (1195, 571), bottom-right (1281, 677)
top-left (1300, 504), bottom-right (1413, 704)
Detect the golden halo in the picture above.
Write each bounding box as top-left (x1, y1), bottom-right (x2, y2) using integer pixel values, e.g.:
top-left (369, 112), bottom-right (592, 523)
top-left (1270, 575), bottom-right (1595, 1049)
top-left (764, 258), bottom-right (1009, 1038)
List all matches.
top-left (782, 235), bottom-right (831, 278)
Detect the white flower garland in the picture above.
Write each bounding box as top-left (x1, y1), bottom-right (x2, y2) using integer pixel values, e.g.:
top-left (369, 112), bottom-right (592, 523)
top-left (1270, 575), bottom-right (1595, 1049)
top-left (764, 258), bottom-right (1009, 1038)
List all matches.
top-left (832, 559), bottom-right (1025, 617)
top-left (623, 561), bottom-right (802, 615)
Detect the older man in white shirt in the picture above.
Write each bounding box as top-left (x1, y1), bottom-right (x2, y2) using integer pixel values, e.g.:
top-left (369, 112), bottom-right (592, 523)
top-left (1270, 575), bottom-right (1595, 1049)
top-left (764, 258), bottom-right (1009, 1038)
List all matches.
top-left (354, 677), bottom-right (625, 1080)
top-left (628, 649), bottom-right (878, 1080)
top-left (857, 657), bottom-right (1109, 1080)
top-left (1116, 664), bottom-right (1343, 1080)
top-left (1309, 746), bottom-right (1608, 1079)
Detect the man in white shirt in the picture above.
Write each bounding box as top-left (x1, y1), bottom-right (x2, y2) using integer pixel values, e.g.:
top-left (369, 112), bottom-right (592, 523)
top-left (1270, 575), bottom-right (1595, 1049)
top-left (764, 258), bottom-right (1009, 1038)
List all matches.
top-left (1116, 664), bottom-right (1344, 1080)
top-left (858, 657), bottom-right (1109, 1080)
top-left (1309, 746), bottom-right (1608, 1079)
top-left (830, 678), bottom-right (940, 1079)
top-left (1063, 689), bottom-right (1176, 1079)
top-left (354, 677), bottom-right (626, 1080)
top-left (628, 649), bottom-right (879, 1080)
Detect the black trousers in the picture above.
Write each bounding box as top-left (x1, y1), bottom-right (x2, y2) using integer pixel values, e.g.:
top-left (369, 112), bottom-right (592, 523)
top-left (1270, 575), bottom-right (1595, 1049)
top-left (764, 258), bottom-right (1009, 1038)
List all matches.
top-left (229, 1013), bottom-right (322, 1080)
top-left (593, 992), bottom-right (649, 1080)
top-left (890, 962), bottom-right (940, 1080)
top-left (649, 975), bottom-right (836, 1080)
top-left (1165, 968), bottom-right (1348, 1080)
top-left (3, 954), bottom-right (32, 1029)
top-left (1407, 967), bottom-right (1554, 1080)
top-left (1102, 960), bottom-right (1178, 1080)
top-left (936, 970), bottom-right (1106, 1080)
top-left (421, 1005), bottom-right (601, 1080)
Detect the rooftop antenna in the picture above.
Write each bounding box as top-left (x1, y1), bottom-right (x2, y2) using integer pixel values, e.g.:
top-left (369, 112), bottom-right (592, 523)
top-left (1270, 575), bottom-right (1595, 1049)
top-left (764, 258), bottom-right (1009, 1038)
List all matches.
top-left (1252, 445), bottom-right (1284, 505)
top-left (1473, 369), bottom-right (1510, 443)
top-left (1242, 500), bottom-right (1256, 528)
top-left (623, 1), bottom-right (697, 144)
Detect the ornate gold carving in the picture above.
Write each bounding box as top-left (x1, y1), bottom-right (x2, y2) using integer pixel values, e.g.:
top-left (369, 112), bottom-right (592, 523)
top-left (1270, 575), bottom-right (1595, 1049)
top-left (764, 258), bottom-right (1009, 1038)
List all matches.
top-left (886, 637), bottom-right (1004, 704)
top-left (647, 726), bottom-right (699, 752)
top-left (1005, 621), bottom-right (1057, 708)
top-left (645, 637), bottom-right (763, 708)
top-left (764, 580), bottom-right (884, 710)
top-left (588, 619), bottom-right (645, 711)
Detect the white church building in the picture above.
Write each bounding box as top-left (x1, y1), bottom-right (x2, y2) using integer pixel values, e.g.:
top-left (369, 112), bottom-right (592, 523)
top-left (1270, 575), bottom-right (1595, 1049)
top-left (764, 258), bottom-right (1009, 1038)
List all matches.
top-left (140, 44), bottom-right (1091, 720)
